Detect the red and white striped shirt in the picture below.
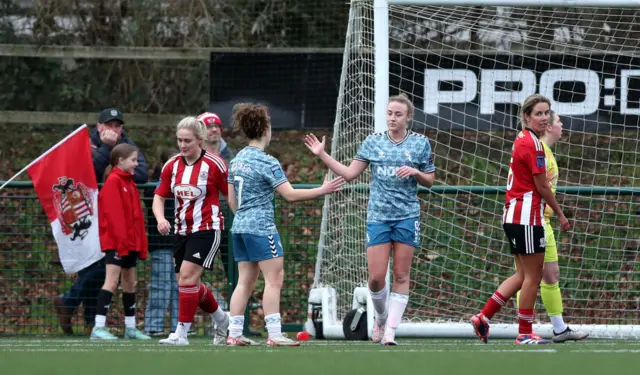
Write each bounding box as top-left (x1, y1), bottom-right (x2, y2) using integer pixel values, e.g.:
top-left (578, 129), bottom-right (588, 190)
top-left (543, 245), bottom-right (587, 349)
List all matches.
top-left (155, 150), bottom-right (228, 235)
top-left (503, 128), bottom-right (546, 226)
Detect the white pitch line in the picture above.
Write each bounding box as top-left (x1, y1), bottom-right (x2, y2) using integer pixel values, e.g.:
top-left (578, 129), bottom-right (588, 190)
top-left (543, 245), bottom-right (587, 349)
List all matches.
top-left (0, 347), bottom-right (559, 353)
top-left (3, 346), bottom-right (640, 354)
top-left (568, 349), bottom-right (640, 353)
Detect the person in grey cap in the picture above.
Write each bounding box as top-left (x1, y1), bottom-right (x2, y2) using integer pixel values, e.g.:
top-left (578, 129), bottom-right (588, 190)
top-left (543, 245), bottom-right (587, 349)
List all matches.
top-left (91, 108), bottom-right (148, 183)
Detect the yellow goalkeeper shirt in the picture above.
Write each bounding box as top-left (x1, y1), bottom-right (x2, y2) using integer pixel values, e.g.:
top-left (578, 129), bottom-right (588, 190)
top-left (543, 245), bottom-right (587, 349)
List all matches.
top-left (543, 142), bottom-right (558, 220)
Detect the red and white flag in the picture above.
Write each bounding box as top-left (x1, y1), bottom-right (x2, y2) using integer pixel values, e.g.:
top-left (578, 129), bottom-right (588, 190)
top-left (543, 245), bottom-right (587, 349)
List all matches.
top-left (26, 125), bottom-right (103, 274)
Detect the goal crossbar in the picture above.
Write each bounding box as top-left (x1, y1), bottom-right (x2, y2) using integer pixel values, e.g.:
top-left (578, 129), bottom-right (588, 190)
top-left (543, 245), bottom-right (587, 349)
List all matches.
top-left (389, 0), bottom-right (640, 6)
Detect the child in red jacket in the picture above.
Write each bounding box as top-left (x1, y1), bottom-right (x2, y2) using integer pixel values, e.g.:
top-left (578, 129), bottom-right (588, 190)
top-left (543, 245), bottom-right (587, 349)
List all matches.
top-left (90, 143), bottom-right (150, 340)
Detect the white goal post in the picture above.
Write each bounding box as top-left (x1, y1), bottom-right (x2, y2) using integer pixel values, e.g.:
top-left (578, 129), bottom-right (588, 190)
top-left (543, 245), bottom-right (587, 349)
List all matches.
top-left (306, 0), bottom-right (640, 340)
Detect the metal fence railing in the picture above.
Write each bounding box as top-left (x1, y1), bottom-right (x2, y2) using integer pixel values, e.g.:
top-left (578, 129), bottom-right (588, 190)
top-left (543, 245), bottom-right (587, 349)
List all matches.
top-left (0, 182), bottom-right (324, 336)
top-left (1, 182), bottom-right (638, 335)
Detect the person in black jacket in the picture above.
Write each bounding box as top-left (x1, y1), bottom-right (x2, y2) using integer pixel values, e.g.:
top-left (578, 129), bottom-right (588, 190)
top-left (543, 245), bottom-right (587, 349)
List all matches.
top-left (91, 108), bottom-right (148, 183)
top-left (144, 148), bottom-right (179, 336)
top-left (53, 108), bottom-right (149, 335)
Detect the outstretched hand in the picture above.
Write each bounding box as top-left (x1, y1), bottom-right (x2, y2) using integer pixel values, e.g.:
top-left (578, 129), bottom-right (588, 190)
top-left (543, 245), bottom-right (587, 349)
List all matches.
top-left (321, 174), bottom-right (345, 194)
top-left (304, 134), bottom-right (326, 156)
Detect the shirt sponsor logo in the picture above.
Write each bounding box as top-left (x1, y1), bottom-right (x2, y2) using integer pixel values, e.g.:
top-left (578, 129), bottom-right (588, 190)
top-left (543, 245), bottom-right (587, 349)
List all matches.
top-left (174, 184), bottom-right (203, 200)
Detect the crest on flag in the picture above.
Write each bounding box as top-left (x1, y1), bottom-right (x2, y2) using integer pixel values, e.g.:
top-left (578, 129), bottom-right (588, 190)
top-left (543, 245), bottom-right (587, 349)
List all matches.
top-left (52, 177), bottom-right (95, 241)
top-left (23, 125), bottom-right (104, 274)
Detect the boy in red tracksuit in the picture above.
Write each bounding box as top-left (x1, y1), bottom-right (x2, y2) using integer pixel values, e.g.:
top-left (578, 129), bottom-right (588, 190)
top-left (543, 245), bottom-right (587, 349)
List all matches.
top-left (90, 143), bottom-right (150, 340)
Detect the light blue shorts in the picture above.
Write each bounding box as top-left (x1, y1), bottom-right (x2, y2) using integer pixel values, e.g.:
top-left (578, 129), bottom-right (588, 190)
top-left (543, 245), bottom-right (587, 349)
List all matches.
top-left (366, 217), bottom-right (421, 248)
top-left (232, 233), bottom-right (284, 262)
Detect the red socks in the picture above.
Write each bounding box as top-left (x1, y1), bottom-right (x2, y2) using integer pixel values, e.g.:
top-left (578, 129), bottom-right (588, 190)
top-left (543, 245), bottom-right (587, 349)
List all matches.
top-left (178, 285), bottom-right (199, 323)
top-left (518, 308), bottom-right (534, 334)
top-left (481, 291), bottom-right (508, 320)
top-left (198, 283), bottom-right (219, 314)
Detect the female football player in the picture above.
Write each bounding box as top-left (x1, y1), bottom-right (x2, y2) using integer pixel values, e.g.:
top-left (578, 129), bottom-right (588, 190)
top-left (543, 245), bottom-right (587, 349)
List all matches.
top-left (154, 117), bottom-right (230, 346)
top-left (471, 95), bottom-right (572, 345)
top-left (226, 103), bottom-right (344, 346)
top-left (516, 110), bottom-right (588, 343)
top-left (305, 94), bottom-right (436, 345)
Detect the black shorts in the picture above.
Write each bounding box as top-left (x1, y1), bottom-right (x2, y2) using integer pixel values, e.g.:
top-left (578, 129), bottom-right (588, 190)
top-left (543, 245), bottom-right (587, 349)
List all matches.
top-left (173, 230), bottom-right (221, 273)
top-left (104, 250), bottom-right (139, 269)
top-left (503, 224), bottom-right (546, 255)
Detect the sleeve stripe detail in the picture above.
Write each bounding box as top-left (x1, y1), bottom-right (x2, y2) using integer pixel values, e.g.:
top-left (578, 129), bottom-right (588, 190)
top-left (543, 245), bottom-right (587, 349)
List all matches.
top-left (530, 132), bottom-right (543, 152)
top-left (273, 180), bottom-right (288, 188)
top-left (204, 153), bottom-right (227, 173)
top-left (161, 155), bottom-right (180, 173)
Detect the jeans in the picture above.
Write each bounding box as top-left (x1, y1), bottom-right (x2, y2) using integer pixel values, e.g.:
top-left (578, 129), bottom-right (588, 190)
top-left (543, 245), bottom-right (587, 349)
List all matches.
top-left (61, 258), bottom-right (106, 325)
top-left (144, 249), bottom-right (178, 333)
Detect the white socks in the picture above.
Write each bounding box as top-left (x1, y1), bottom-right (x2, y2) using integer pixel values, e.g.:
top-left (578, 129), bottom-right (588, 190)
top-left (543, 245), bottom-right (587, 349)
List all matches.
top-left (265, 313), bottom-right (282, 339)
top-left (229, 315), bottom-right (244, 338)
top-left (175, 322), bottom-right (191, 337)
top-left (95, 315), bottom-right (137, 330)
top-left (369, 285), bottom-right (389, 324)
top-left (550, 315), bottom-right (567, 334)
top-left (386, 293), bottom-right (409, 332)
top-left (94, 315), bottom-right (106, 328)
top-left (212, 307), bottom-right (227, 325)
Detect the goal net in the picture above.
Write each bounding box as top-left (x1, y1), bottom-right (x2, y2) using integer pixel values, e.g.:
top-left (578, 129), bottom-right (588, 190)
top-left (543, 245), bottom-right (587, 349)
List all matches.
top-left (310, 0), bottom-right (640, 339)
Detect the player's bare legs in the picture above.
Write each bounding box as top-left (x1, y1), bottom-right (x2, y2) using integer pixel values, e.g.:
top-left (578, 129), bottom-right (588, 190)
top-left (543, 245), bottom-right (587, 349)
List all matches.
top-left (260, 257), bottom-right (284, 317)
top-left (497, 256), bottom-right (526, 301)
top-left (229, 262), bottom-right (260, 316)
top-left (260, 257), bottom-right (298, 346)
top-left (380, 242), bottom-right (414, 345)
top-left (367, 243), bottom-right (392, 343)
top-left (227, 262), bottom-right (260, 346)
top-left (518, 254), bottom-right (543, 310)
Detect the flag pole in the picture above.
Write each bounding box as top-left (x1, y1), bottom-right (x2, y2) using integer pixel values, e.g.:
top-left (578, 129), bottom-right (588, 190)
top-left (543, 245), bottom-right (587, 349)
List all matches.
top-left (0, 124), bottom-right (88, 191)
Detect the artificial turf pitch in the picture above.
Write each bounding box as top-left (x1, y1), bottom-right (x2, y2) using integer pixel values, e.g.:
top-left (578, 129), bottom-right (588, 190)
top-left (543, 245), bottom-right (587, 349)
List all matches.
top-left (1, 337), bottom-right (639, 375)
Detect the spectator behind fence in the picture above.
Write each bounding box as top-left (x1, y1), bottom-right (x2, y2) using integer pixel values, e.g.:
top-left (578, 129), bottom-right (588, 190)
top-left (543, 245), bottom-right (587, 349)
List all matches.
top-left (144, 148), bottom-right (180, 336)
top-left (92, 108), bottom-right (149, 184)
top-left (198, 112), bottom-right (235, 164)
top-left (90, 143), bottom-right (150, 340)
top-left (53, 108), bottom-right (148, 335)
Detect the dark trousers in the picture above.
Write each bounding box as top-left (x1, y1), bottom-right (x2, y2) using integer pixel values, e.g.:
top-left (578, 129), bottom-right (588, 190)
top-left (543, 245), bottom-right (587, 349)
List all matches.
top-left (61, 258), bottom-right (106, 325)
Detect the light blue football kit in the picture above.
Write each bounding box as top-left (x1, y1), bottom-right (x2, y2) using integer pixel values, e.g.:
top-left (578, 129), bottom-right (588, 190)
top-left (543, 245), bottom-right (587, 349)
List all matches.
top-left (354, 131), bottom-right (435, 248)
top-left (228, 146), bottom-right (287, 262)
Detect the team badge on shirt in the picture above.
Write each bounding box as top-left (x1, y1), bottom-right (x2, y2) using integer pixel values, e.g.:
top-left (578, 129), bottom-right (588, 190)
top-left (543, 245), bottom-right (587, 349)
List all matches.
top-left (537, 155), bottom-right (545, 168)
top-left (271, 165), bottom-right (284, 178)
top-left (404, 151), bottom-right (412, 162)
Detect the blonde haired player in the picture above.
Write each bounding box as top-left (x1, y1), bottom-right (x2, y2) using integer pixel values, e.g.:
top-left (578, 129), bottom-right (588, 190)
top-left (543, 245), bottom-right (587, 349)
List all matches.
top-left (517, 110), bottom-right (589, 343)
top-left (154, 116), bottom-right (230, 346)
top-left (305, 94), bottom-right (436, 345)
